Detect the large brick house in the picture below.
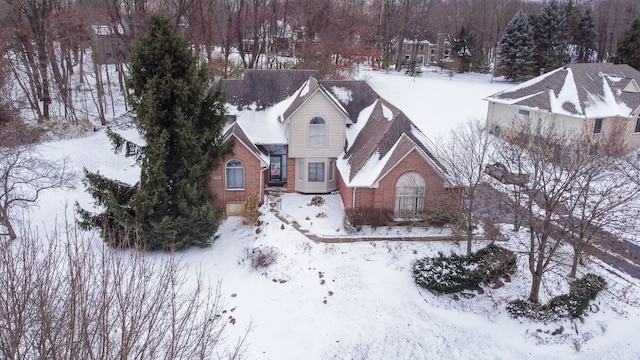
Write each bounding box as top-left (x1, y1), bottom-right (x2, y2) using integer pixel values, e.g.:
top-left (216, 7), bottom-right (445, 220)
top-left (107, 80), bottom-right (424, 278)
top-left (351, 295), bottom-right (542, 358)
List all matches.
top-left (210, 70), bottom-right (455, 221)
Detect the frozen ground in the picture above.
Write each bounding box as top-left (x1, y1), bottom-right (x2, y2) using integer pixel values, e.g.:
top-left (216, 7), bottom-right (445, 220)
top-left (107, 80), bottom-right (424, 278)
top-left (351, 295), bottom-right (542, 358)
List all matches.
top-left (23, 69), bottom-right (640, 359)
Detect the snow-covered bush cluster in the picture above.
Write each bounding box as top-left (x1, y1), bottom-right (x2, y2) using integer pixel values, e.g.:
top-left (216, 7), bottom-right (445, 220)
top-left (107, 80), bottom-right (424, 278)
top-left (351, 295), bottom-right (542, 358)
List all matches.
top-left (413, 245), bottom-right (516, 293)
top-left (507, 274), bottom-right (607, 321)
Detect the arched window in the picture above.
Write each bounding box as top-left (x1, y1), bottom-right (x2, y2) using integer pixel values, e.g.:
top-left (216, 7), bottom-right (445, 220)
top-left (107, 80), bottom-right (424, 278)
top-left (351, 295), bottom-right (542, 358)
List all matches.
top-left (226, 159), bottom-right (244, 190)
top-left (309, 117), bottom-right (326, 146)
top-left (394, 172), bottom-right (425, 219)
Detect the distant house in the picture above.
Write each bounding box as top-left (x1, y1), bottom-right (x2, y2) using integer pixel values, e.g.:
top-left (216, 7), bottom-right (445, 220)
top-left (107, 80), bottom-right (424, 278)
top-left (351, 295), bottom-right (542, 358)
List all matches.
top-left (485, 63), bottom-right (640, 150)
top-left (210, 70), bottom-right (456, 221)
top-left (400, 34), bottom-right (451, 66)
top-left (90, 24), bottom-right (128, 65)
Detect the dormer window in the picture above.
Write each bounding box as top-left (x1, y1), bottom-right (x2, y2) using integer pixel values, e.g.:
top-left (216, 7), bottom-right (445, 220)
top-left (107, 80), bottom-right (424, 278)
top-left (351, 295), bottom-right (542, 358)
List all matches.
top-left (635, 116), bottom-right (640, 133)
top-left (309, 116), bottom-right (326, 146)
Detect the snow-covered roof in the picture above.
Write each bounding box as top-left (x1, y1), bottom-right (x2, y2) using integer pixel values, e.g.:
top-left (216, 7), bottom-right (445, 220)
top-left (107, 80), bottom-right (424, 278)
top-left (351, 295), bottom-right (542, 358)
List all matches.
top-left (215, 70), bottom-right (448, 188)
top-left (486, 63), bottom-right (640, 118)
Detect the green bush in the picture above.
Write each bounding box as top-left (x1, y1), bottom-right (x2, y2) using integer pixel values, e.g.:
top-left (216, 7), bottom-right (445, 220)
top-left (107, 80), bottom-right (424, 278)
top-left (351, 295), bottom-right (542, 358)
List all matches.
top-left (472, 244), bottom-right (517, 283)
top-left (505, 299), bottom-right (548, 321)
top-left (413, 252), bottom-right (482, 293)
top-left (413, 245), bottom-right (516, 294)
top-left (507, 274), bottom-right (607, 320)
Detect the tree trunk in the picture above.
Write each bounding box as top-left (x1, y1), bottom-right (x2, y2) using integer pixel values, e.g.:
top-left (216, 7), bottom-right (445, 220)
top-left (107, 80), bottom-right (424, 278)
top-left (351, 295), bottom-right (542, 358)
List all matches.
top-left (0, 207), bottom-right (17, 240)
top-left (569, 247), bottom-right (580, 278)
top-left (528, 271), bottom-right (542, 303)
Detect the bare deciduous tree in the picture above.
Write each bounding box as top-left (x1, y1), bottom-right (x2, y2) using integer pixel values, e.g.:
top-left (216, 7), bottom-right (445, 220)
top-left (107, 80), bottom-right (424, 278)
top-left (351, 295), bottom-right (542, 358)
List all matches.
top-left (435, 119), bottom-right (494, 255)
top-left (555, 131), bottom-right (640, 278)
top-left (0, 220), bottom-right (248, 359)
top-left (0, 128), bottom-right (74, 239)
top-left (496, 119), bottom-right (583, 303)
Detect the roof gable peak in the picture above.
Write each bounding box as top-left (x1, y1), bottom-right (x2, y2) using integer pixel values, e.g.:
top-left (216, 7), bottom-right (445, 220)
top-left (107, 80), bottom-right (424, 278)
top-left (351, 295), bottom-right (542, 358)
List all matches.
top-left (624, 78), bottom-right (640, 93)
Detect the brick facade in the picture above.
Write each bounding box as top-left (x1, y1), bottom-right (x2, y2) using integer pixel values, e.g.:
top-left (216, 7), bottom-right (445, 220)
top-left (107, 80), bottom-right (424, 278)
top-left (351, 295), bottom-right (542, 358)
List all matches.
top-left (337, 149), bottom-right (455, 217)
top-left (209, 138), bottom-right (265, 211)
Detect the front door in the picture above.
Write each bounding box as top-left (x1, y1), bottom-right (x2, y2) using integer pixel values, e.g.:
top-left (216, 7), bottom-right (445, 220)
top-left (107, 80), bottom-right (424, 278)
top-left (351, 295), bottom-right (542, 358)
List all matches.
top-left (270, 155), bottom-right (282, 182)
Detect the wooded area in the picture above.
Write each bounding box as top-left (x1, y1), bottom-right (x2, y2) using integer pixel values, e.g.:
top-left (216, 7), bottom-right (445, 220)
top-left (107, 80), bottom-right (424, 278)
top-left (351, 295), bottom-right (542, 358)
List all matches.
top-left (1, 0), bottom-right (639, 124)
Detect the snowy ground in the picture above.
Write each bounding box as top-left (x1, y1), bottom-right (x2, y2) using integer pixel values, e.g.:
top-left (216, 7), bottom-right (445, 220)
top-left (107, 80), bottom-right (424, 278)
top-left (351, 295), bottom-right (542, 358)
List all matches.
top-left (23, 69), bottom-right (640, 359)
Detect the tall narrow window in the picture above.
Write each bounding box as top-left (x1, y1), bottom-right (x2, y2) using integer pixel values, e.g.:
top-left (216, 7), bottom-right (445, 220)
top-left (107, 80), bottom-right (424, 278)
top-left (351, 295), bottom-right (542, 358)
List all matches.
top-left (394, 172), bottom-right (425, 220)
top-left (635, 117), bottom-right (640, 133)
top-left (309, 117), bottom-right (326, 146)
top-left (594, 118), bottom-right (603, 134)
top-left (308, 162), bottom-right (325, 182)
top-left (225, 159), bottom-right (244, 190)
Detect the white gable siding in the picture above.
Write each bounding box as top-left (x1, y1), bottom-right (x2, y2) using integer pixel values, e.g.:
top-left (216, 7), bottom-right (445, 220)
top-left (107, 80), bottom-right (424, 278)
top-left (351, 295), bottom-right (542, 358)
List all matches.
top-left (487, 102), bottom-right (585, 136)
top-left (288, 91), bottom-right (347, 158)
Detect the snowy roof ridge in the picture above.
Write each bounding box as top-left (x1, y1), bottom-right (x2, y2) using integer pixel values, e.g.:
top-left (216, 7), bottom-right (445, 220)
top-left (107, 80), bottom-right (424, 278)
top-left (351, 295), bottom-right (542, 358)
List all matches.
top-left (282, 76), bottom-right (351, 122)
top-left (223, 122), bottom-right (269, 166)
top-left (342, 98), bottom-right (446, 184)
top-left (487, 63), bottom-right (640, 118)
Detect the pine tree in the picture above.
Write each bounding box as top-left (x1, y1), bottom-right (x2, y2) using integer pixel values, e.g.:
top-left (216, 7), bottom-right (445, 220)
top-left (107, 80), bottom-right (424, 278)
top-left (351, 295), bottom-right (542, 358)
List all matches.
top-left (78, 15), bottom-right (229, 250)
top-left (573, 7), bottom-right (596, 63)
top-left (498, 11), bottom-right (536, 82)
top-left (533, 0), bottom-right (570, 72)
top-left (451, 26), bottom-right (474, 73)
top-left (614, 19), bottom-right (640, 70)
top-left (404, 60), bottom-right (423, 77)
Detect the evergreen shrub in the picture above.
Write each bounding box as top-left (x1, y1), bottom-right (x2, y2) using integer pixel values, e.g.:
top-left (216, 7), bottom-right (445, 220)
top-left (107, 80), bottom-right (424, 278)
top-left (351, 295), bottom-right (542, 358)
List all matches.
top-left (413, 245), bottom-right (516, 294)
top-left (507, 273), bottom-right (607, 320)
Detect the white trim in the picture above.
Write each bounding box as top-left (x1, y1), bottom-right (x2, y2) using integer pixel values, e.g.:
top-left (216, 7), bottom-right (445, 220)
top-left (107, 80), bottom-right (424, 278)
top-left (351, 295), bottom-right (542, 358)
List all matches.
top-left (375, 134), bottom-right (450, 186)
top-left (285, 84), bottom-right (352, 125)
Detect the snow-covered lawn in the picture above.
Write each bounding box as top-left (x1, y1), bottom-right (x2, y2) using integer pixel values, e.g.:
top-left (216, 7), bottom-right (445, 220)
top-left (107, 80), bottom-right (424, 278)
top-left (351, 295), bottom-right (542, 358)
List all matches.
top-left (23, 69), bottom-right (640, 359)
top-left (278, 192), bottom-right (454, 239)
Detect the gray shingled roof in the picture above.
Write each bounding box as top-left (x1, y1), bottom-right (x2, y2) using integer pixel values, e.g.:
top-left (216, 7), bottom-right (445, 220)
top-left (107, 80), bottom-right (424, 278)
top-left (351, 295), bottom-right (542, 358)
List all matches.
top-left (215, 69), bottom-right (319, 110)
top-left (342, 98), bottom-right (445, 182)
top-left (487, 63), bottom-right (640, 118)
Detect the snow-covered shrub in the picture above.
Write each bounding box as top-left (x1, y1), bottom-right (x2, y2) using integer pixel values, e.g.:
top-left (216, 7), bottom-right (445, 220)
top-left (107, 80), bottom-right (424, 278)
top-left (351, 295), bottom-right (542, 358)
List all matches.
top-left (560, 274), bottom-right (607, 319)
top-left (244, 246), bottom-right (279, 269)
top-left (413, 252), bottom-right (480, 293)
top-left (472, 244), bottom-right (517, 284)
top-left (343, 207), bottom-right (393, 232)
top-left (507, 274), bottom-right (607, 321)
top-left (309, 195), bottom-right (325, 206)
top-left (413, 245), bottom-right (516, 294)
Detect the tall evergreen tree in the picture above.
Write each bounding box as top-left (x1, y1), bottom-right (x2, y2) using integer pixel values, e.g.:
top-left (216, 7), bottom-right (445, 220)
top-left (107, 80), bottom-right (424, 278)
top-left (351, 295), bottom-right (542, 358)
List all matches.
top-left (573, 7), bottom-right (597, 63)
top-left (498, 11), bottom-right (536, 82)
top-left (533, 0), bottom-right (570, 72)
top-left (451, 26), bottom-right (474, 73)
top-left (614, 19), bottom-right (640, 70)
top-left (78, 15), bottom-right (229, 250)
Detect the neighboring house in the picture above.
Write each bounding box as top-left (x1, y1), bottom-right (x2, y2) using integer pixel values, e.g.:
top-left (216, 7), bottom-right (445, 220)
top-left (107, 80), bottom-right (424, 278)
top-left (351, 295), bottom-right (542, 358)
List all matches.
top-left (210, 70), bottom-right (456, 221)
top-left (90, 25), bottom-right (128, 65)
top-left (400, 34), bottom-right (451, 66)
top-left (485, 63), bottom-right (640, 150)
